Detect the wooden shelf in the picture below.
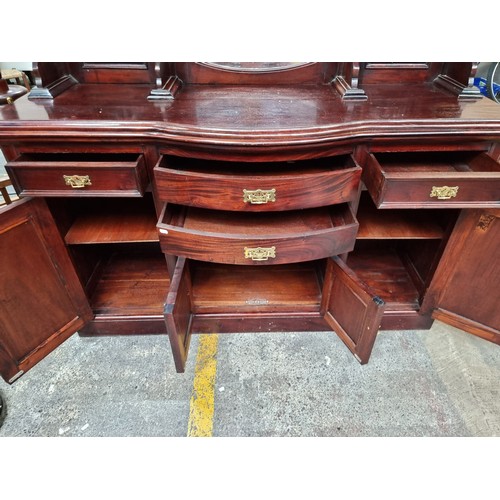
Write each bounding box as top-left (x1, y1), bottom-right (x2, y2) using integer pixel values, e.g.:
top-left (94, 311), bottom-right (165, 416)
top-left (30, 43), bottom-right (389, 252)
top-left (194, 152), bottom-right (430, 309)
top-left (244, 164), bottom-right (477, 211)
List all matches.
top-left (190, 261), bottom-right (323, 314)
top-left (65, 204), bottom-right (159, 245)
top-left (347, 245), bottom-right (421, 311)
top-left (356, 195), bottom-right (444, 239)
top-left (90, 251), bottom-right (169, 317)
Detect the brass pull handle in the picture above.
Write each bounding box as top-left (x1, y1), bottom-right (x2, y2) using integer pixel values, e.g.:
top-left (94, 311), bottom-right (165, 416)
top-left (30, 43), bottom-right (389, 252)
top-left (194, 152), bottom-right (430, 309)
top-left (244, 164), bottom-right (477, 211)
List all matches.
top-left (430, 186), bottom-right (459, 200)
top-left (243, 189), bottom-right (276, 204)
top-left (63, 175), bottom-right (92, 189)
top-left (244, 246), bottom-right (276, 261)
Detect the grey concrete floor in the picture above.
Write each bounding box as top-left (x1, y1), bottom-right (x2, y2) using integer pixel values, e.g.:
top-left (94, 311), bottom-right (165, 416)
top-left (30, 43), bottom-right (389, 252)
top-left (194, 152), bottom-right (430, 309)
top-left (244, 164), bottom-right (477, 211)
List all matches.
top-left (1, 320), bottom-right (499, 437)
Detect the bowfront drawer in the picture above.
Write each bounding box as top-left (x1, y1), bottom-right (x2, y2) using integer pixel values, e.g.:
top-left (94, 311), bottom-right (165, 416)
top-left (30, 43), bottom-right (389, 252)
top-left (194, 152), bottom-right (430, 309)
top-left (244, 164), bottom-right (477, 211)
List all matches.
top-left (154, 154), bottom-right (361, 211)
top-left (6, 153), bottom-right (148, 197)
top-left (157, 203), bottom-right (358, 265)
top-left (362, 150), bottom-right (500, 208)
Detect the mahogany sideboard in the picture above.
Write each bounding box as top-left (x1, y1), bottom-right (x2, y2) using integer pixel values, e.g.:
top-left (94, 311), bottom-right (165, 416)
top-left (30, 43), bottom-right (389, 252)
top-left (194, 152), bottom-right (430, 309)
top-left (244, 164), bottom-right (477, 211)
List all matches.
top-left (0, 62), bottom-right (499, 383)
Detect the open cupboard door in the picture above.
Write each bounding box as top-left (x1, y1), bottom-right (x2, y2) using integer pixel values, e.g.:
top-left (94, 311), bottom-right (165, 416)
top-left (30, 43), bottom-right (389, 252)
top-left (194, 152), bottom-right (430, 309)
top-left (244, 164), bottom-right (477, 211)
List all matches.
top-left (422, 209), bottom-right (500, 344)
top-left (0, 198), bottom-right (92, 383)
top-left (164, 257), bottom-right (192, 372)
top-left (322, 256), bottom-right (386, 363)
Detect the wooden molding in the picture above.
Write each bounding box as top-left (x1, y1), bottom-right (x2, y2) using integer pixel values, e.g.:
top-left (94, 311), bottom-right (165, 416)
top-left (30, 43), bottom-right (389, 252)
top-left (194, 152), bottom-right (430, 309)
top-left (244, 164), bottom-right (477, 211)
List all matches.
top-left (434, 74), bottom-right (482, 99)
top-left (333, 75), bottom-right (368, 100)
top-left (28, 74), bottom-right (78, 99)
top-left (148, 75), bottom-right (182, 101)
top-left (333, 63), bottom-right (367, 100)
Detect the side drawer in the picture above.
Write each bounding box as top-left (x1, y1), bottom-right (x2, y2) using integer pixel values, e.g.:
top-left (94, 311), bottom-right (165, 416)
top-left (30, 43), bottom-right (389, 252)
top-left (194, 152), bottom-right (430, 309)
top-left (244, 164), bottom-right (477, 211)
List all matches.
top-left (154, 154), bottom-right (361, 211)
top-left (6, 153), bottom-right (148, 197)
top-left (157, 203), bottom-right (359, 265)
top-left (362, 150), bottom-right (500, 208)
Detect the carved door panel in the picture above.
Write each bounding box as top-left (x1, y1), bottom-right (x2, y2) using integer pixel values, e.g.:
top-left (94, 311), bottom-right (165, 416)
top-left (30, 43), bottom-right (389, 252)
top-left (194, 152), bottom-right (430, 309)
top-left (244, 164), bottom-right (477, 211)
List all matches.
top-left (422, 209), bottom-right (500, 344)
top-left (322, 256), bottom-right (386, 364)
top-left (0, 198), bottom-right (92, 383)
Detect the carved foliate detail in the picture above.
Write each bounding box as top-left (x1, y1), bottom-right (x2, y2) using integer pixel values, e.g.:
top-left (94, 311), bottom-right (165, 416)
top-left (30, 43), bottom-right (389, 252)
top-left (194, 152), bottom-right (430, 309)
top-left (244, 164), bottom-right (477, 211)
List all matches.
top-left (477, 214), bottom-right (497, 231)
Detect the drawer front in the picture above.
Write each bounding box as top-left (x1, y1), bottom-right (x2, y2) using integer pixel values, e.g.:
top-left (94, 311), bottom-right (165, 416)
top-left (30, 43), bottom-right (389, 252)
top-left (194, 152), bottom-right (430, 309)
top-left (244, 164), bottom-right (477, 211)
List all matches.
top-left (362, 151), bottom-right (500, 208)
top-left (6, 154), bottom-right (148, 197)
top-left (154, 155), bottom-right (361, 211)
top-left (157, 204), bottom-right (359, 265)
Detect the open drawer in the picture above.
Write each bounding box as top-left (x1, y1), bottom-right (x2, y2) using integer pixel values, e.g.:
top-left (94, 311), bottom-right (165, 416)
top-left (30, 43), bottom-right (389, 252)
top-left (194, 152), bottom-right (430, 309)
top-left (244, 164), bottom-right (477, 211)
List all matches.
top-left (164, 256), bottom-right (389, 372)
top-left (362, 150), bottom-right (500, 208)
top-left (6, 153), bottom-right (148, 197)
top-left (154, 154), bottom-right (361, 211)
top-left (157, 203), bottom-right (359, 265)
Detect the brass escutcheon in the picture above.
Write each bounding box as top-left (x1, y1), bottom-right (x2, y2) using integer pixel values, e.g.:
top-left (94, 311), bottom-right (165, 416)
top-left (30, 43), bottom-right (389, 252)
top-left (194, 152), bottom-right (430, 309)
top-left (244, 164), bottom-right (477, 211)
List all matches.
top-left (63, 174), bottom-right (92, 189)
top-left (429, 185), bottom-right (459, 200)
top-left (244, 246), bottom-right (276, 261)
top-left (243, 188), bottom-right (276, 204)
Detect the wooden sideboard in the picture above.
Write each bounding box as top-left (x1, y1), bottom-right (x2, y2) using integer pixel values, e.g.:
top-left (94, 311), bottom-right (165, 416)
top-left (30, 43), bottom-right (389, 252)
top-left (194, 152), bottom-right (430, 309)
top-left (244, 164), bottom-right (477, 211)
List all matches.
top-left (0, 62), bottom-right (499, 383)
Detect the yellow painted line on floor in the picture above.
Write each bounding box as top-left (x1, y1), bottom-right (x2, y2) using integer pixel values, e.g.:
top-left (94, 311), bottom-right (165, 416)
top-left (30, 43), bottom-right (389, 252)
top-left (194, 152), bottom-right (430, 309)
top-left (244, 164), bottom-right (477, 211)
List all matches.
top-left (187, 334), bottom-right (219, 437)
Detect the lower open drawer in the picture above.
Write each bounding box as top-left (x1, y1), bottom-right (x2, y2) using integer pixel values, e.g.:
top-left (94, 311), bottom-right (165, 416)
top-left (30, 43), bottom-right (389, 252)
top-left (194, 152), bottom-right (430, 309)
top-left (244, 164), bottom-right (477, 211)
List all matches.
top-left (157, 203), bottom-right (359, 265)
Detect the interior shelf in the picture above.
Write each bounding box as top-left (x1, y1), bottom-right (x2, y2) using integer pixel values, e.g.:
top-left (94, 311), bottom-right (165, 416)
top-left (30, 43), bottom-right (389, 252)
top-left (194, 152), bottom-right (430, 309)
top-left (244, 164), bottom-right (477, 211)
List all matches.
top-left (189, 261), bottom-right (324, 314)
top-left (64, 197), bottom-right (159, 245)
top-left (356, 192), bottom-right (446, 239)
top-left (89, 250), bottom-right (169, 317)
top-left (346, 243), bottom-right (422, 311)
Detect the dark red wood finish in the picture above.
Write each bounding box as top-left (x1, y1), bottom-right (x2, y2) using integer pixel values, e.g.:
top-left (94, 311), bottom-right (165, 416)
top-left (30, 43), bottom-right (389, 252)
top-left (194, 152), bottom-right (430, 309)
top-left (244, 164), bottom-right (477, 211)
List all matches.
top-left (6, 153), bottom-right (148, 197)
top-left (154, 155), bottom-right (361, 211)
top-left (0, 198), bottom-right (93, 383)
top-left (362, 150), bottom-right (500, 209)
top-left (157, 203), bottom-right (358, 265)
top-left (322, 256), bottom-right (386, 364)
top-left (0, 62), bottom-right (499, 375)
top-left (164, 257), bottom-right (193, 373)
top-left (422, 208), bottom-right (500, 343)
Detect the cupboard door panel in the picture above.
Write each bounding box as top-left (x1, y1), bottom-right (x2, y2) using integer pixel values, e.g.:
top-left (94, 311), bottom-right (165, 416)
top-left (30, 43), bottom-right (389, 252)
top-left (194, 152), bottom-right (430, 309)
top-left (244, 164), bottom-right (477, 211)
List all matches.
top-left (424, 209), bottom-right (500, 343)
top-left (0, 198), bottom-right (92, 383)
top-left (323, 256), bottom-right (385, 364)
top-left (164, 257), bottom-right (193, 373)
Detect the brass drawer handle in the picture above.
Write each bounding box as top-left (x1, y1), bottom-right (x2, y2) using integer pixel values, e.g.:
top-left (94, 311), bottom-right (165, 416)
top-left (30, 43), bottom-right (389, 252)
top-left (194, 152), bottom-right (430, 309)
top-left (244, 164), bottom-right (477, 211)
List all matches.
top-left (63, 175), bottom-right (92, 189)
top-left (430, 186), bottom-right (459, 200)
top-left (244, 246), bottom-right (276, 261)
top-left (243, 188), bottom-right (276, 204)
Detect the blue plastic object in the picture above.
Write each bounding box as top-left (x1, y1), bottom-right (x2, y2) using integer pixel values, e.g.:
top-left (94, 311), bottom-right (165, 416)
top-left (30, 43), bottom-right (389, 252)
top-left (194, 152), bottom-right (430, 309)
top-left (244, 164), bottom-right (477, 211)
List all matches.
top-left (474, 77), bottom-right (500, 97)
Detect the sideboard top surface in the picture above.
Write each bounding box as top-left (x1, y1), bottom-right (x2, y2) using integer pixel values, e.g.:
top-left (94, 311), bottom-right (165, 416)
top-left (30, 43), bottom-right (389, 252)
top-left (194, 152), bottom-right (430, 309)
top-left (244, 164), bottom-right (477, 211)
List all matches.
top-left (1, 81), bottom-right (500, 149)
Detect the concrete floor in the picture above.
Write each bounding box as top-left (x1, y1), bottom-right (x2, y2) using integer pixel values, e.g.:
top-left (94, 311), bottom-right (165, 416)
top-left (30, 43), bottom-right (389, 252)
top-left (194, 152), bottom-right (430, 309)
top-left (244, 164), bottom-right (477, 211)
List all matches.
top-left (1, 320), bottom-right (499, 437)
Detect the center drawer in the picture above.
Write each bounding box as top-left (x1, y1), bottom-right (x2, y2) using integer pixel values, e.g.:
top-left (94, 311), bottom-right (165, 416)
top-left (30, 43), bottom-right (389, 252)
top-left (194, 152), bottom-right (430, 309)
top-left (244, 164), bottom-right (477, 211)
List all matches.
top-left (154, 154), bottom-right (361, 211)
top-left (6, 153), bottom-right (148, 197)
top-left (157, 203), bottom-right (359, 265)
